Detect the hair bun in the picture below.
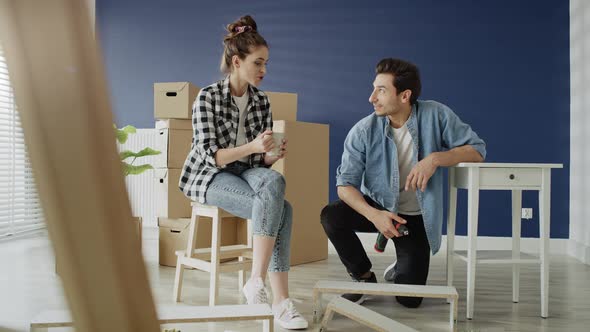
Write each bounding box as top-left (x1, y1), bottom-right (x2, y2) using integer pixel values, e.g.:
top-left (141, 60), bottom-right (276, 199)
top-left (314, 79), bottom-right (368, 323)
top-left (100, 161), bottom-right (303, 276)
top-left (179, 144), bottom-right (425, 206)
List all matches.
top-left (225, 15), bottom-right (258, 40)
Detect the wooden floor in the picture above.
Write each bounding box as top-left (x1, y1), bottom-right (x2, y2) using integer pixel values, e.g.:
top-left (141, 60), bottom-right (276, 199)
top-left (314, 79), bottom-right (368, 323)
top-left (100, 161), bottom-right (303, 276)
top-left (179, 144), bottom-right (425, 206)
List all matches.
top-left (1, 229), bottom-right (589, 332)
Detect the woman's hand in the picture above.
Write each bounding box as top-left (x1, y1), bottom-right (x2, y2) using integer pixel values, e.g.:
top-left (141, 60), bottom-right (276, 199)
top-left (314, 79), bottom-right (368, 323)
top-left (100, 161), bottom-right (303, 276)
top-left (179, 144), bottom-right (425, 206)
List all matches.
top-left (249, 130), bottom-right (274, 154)
top-left (264, 138), bottom-right (288, 165)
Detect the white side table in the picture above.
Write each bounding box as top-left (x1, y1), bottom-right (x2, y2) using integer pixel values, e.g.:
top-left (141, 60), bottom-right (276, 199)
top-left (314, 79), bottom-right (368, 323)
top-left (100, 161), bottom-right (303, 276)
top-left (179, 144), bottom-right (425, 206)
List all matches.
top-left (445, 162), bottom-right (563, 319)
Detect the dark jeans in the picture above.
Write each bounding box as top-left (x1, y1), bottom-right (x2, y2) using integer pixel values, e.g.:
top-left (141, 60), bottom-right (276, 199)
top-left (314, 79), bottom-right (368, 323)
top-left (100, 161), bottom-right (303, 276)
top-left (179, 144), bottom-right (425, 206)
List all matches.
top-left (320, 195), bottom-right (431, 308)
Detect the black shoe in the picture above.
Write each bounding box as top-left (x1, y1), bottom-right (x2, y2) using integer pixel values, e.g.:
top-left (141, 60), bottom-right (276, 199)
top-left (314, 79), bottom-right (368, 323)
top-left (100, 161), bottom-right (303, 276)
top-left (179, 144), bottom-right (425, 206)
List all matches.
top-left (341, 271), bottom-right (377, 304)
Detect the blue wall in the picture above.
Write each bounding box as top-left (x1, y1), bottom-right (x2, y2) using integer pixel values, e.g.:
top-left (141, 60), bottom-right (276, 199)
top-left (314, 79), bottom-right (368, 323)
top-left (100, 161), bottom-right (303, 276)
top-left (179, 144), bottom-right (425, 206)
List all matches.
top-left (97, 0), bottom-right (570, 239)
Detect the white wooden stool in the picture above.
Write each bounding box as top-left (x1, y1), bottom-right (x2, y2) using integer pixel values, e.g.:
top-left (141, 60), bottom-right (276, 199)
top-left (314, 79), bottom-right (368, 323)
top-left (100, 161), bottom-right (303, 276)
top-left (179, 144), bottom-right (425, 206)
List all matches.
top-left (313, 280), bottom-right (458, 329)
top-left (173, 203), bottom-right (253, 306)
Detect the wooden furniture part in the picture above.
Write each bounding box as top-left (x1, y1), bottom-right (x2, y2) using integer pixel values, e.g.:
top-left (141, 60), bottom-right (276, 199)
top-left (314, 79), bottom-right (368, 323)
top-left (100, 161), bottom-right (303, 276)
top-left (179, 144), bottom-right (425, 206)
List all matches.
top-left (173, 203), bottom-right (253, 306)
top-left (0, 0), bottom-right (160, 331)
top-left (319, 297), bottom-right (417, 332)
top-left (446, 163), bottom-right (563, 319)
top-left (313, 280), bottom-right (458, 329)
top-left (31, 304), bottom-right (274, 332)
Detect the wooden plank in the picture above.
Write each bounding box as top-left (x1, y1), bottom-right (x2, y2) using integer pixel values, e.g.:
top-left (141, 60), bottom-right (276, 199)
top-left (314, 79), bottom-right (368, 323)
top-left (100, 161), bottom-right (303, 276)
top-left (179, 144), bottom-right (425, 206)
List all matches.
top-left (175, 244), bottom-right (253, 260)
top-left (191, 203), bottom-right (236, 219)
top-left (314, 280), bottom-right (458, 298)
top-left (31, 304), bottom-right (273, 329)
top-left (454, 250), bottom-right (540, 265)
top-left (319, 297), bottom-right (417, 332)
top-left (157, 304), bottom-right (272, 323)
top-left (0, 1), bottom-right (160, 331)
top-left (218, 260), bottom-right (253, 273)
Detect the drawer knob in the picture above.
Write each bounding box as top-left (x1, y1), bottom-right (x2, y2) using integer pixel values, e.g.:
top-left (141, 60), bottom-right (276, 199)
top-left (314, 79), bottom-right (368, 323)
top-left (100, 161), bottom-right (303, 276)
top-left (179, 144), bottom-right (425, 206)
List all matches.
top-left (509, 174), bottom-right (515, 180)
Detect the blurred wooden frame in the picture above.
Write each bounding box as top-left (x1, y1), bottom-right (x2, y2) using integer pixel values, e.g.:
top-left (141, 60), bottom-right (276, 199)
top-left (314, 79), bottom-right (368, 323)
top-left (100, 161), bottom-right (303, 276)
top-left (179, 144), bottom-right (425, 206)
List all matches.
top-left (0, 0), bottom-right (159, 331)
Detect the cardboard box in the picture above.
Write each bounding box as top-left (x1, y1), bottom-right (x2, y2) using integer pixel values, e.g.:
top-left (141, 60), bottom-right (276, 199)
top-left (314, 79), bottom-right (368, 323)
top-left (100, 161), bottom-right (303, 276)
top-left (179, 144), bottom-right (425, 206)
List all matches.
top-left (158, 217), bottom-right (242, 267)
top-left (154, 82), bottom-right (200, 119)
top-left (156, 119), bottom-right (193, 130)
top-left (237, 120), bottom-right (330, 265)
top-left (266, 91), bottom-right (297, 121)
top-left (155, 168), bottom-right (191, 218)
top-left (154, 120), bottom-right (193, 169)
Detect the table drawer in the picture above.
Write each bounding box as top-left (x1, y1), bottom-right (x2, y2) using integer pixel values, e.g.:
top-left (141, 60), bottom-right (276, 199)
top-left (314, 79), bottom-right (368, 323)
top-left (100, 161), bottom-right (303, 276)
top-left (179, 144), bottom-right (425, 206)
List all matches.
top-left (479, 168), bottom-right (542, 188)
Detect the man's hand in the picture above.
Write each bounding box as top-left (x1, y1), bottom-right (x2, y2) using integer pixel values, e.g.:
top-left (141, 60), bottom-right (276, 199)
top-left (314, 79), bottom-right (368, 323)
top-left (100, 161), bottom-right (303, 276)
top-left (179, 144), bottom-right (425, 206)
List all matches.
top-left (368, 210), bottom-right (407, 239)
top-left (405, 154), bottom-right (438, 192)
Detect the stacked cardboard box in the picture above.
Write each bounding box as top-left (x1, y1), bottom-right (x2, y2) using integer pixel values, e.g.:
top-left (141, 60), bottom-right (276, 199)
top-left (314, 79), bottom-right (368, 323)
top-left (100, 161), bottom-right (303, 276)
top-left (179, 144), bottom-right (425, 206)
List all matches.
top-left (154, 82), bottom-right (328, 266)
top-left (153, 83), bottom-right (198, 220)
top-left (154, 82), bottom-right (250, 267)
top-left (154, 82), bottom-right (202, 267)
top-left (237, 92), bottom-right (329, 265)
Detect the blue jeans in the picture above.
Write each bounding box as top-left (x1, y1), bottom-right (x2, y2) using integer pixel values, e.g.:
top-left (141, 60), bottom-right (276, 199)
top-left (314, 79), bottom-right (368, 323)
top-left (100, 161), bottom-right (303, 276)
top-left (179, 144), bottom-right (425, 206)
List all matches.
top-left (204, 162), bottom-right (292, 272)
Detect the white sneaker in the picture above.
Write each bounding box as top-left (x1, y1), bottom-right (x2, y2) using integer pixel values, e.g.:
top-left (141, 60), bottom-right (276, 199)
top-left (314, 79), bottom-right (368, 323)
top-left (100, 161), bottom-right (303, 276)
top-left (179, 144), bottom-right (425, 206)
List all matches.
top-left (272, 298), bottom-right (308, 330)
top-left (242, 277), bottom-right (269, 304)
top-left (383, 260), bottom-right (397, 282)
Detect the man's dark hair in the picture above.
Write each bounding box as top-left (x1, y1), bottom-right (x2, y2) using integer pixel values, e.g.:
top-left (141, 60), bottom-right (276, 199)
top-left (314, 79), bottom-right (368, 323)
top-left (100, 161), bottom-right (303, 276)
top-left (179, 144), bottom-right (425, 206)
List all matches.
top-left (375, 58), bottom-right (421, 105)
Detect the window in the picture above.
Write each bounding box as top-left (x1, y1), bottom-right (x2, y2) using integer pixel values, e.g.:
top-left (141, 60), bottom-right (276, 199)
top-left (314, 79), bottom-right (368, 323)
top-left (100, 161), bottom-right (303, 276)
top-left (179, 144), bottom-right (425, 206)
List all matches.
top-left (0, 44), bottom-right (45, 239)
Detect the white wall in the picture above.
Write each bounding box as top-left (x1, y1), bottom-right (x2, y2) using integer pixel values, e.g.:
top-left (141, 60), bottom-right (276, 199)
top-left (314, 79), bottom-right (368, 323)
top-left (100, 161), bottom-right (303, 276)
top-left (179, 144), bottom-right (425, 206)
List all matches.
top-left (569, 0), bottom-right (590, 264)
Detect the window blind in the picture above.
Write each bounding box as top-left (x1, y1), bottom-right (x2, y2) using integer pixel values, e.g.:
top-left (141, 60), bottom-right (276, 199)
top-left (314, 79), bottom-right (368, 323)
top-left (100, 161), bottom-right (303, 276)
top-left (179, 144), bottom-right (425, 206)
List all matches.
top-left (0, 45), bottom-right (45, 239)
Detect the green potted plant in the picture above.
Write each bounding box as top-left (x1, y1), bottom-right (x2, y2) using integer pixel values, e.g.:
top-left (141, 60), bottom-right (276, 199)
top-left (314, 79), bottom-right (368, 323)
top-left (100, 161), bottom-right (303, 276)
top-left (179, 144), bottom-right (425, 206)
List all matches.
top-left (115, 124), bottom-right (161, 175)
top-left (115, 125), bottom-right (161, 249)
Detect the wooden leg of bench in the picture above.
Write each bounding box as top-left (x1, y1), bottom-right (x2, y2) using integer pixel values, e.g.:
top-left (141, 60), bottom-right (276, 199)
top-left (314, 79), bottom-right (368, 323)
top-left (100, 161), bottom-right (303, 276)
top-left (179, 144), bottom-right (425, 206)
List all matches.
top-left (238, 256), bottom-right (246, 291)
top-left (313, 289), bottom-right (322, 323)
top-left (452, 296), bottom-right (458, 327)
top-left (173, 258), bottom-right (185, 302)
top-left (319, 305), bottom-right (335, 332)
top-left (263, 317), bottom-right (273, 332)
top-left (449, 297), bottom-right (455, 329)
top-left (209, 213), bottom-right (221, 306)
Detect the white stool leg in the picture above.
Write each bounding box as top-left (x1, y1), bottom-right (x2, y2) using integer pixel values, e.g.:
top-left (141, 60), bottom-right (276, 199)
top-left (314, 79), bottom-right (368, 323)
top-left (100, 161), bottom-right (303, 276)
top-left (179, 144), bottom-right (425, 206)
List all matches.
top-left (173, 257), bottom-right (185, 302)
top-left (319, 306), bottom-right (335, 332)
top-left (446, 168), bottom-right (457, 304)
top-left (512, 190), bottom-right (522, 303)
top-left (173, 209), bottom-right (200, 302)
top-left (209, 212), bottom-right (222, 306)
top-left (186, 211), bottom-right (200, 259)
top-left (263, 317), bottom-right (273, 332)
top-left (466, 167), bottom-right (480, 320)
top-left (239, 219), bottom-right (252, 290)
top-left (238, 256), bottom-right (246, 290)
top-left (539, 169), bottom-right (551, 318)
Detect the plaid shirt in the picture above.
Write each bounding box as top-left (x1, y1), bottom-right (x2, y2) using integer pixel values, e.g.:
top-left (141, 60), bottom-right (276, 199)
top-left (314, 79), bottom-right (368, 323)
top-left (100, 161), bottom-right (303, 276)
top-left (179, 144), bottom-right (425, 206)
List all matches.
top-left (179, 77), bottom-right (273, 203)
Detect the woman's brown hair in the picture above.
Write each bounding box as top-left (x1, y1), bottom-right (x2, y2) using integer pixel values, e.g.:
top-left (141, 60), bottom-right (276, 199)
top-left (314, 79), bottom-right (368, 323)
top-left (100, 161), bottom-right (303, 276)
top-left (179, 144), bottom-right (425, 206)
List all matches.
top-left (220, 15), bottom-right (268, 74)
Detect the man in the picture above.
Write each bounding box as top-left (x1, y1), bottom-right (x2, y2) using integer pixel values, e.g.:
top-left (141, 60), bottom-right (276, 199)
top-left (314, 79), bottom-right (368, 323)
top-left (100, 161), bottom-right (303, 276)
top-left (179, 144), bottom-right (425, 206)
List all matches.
top-left (320, 58), bottom-right (486, 308)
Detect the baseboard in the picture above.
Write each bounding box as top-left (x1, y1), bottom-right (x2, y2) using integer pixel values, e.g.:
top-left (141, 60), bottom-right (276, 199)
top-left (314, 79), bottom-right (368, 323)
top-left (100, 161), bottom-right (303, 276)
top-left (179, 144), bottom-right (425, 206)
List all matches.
top-left (145, 223), bottom-right (571, 257)
top-left (328, 233), bottom-right (569, 256)
top-left (568, 239), bottom-right (590, 265)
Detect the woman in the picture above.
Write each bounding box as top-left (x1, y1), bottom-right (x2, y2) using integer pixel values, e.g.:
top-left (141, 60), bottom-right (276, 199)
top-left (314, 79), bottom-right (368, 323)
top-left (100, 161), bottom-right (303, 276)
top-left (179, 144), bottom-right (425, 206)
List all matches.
top-left (179, 15), bottom-right (308, 330)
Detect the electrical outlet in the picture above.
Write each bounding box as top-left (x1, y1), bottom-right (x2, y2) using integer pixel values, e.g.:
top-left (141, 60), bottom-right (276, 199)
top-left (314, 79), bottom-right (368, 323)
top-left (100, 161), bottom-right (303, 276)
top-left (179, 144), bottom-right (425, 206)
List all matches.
top-left (521, 208), bottom-right (533, 219)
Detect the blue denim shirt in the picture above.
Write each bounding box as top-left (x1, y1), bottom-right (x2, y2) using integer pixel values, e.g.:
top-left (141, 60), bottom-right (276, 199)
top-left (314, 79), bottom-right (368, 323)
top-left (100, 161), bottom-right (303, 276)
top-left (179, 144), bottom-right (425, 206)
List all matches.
top-left (336, 100), bottom-right (486, 254)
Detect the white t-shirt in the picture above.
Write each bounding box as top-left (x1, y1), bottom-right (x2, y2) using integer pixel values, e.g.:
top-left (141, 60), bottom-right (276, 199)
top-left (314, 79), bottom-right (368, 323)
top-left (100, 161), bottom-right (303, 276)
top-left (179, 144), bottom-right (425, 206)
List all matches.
top-left (233, 91), bottom-right (249, 163)
top-left (391, 124), bottom-right (421, 215)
